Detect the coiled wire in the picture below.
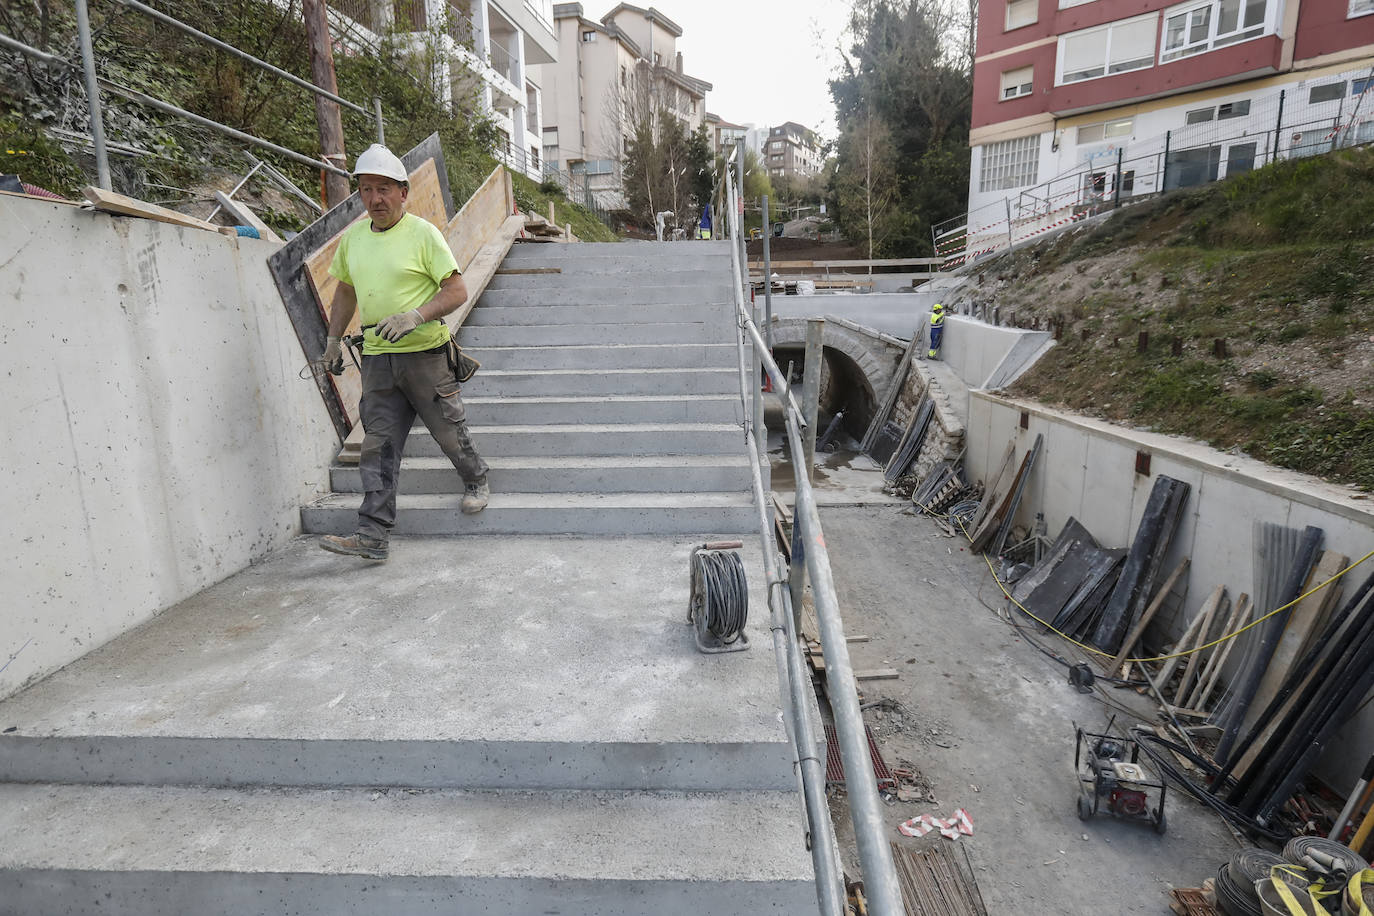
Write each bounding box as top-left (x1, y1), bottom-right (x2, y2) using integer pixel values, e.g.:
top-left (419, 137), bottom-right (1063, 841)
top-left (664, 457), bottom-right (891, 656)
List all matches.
top-left (691, 550), bottom-right (749, 644)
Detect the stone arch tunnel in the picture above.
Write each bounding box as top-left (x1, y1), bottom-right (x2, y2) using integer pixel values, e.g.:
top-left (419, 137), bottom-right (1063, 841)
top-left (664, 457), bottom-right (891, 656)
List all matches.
top-left (768, 317), bottom-right (904, 442)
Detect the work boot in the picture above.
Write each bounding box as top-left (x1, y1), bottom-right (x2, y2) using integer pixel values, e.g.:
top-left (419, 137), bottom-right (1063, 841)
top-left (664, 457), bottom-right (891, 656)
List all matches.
top-left (461, 478), bottom-right (489, 515)
top-left (319, 532), bottom-right (388, 561)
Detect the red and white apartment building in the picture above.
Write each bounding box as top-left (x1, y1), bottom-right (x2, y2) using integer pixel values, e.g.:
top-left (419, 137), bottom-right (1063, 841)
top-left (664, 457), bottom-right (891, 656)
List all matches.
top-left (947, 0), bottom-right (1374, 261)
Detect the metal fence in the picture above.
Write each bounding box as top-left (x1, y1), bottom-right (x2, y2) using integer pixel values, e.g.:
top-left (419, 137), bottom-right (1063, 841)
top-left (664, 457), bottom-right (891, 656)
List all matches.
top-left (721, 150), bottom-right (904, 916)
top-left (536, 162), bottom-right (618, 230)
top-left (935, 77), bottom-right (1374, 267)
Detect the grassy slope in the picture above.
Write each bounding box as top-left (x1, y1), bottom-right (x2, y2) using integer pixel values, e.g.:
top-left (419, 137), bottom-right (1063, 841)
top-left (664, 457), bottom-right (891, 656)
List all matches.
top-left (509, 171), bottom-right (619, 243)
top-left (993, 147), bottom-right (1374, 491)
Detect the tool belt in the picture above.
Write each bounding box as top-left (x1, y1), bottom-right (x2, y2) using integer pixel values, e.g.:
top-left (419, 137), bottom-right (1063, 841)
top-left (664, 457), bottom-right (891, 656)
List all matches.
top-left (347, 324), bottom-right (479, 384)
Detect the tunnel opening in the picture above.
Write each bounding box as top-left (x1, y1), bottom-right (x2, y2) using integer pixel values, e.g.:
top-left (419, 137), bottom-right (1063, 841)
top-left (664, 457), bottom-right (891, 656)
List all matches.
top-left (768, 345), bottom-right (878, 446)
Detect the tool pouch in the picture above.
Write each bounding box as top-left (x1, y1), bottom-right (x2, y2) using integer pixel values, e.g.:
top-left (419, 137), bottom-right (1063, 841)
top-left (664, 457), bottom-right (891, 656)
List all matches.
top-left (447, 339), bottom-right (480, 383)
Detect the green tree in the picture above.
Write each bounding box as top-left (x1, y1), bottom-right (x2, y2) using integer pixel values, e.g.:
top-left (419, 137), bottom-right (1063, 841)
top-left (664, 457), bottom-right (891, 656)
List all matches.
top-left (622, 90), bottom-right (715, 233)
top-left (828, 0), bottom-right (974, 256)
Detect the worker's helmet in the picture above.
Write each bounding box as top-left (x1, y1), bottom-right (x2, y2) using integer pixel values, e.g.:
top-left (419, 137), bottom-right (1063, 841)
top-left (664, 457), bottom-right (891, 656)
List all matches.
top-left (933, 303), bottom-right (944, 312)
top-left (352, 144), bottom-right (408, 183)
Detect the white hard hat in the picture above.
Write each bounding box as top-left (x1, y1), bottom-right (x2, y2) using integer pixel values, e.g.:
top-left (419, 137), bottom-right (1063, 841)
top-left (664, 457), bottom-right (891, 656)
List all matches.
top-left (352, 144), bottom-right (408, 183)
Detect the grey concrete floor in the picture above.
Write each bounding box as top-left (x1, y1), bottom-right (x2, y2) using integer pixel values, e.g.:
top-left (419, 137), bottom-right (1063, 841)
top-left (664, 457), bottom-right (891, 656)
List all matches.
top-left (814, 504), bottom-right (1242, 913)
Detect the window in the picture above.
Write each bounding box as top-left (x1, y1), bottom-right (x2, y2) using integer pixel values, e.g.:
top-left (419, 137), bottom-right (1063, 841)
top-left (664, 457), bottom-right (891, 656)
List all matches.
top-left (1218, 99), bottom-right (1250, 119)
top-left (979, 134), bottom-right (1041, 191)
top-left (1077, 117), bottom-right (1133, 143)
top-left (653, 52), bottom-right (661, 66)
top-left (1186, 106), bottom-right (1215, 123)
top-left (1001, 65), bottom-right (1034, 99)
top-left (620, 66), bottom-right (626, 86)
top-left (1006, 0), bottom-right (1038, 30)
top-left (1058, 14), bottom-right (1157, 84)
top-left (581, 29), bottom-right (595, 41)
top-left (1118, 170), bottom-right (1136, 193)
top-left (1351, 0), bottom-right (1374, 17)
top-left (1355, 77), bottom-right (1374, 95)
top-left (1162, 0), bottom-right (1270, 62)
top-left (1059, 0), bottom-right (1094, 8)
top-left (1310, 82), bottom-right (1346, 103)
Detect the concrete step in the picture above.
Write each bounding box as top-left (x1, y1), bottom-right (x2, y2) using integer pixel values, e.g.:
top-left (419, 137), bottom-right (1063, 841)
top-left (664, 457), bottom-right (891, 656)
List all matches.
top-left (503, 240), bottom-right (731, 260)
top-left (485, 271), bottom-right (728, 291)
top-left (419, 422), bottom-right (743, 457)
top-left (457, 322), bottom-right (724, 348)
top-left (0, 783), bottom-right (815, 915)
top-left (462, 394), bottom-right (741, 426)
top-left (329, 455), bottom-right (754, 494)
top-left (466, 301), bottom-right (731, 326)
top-left (476, 283), bottom-right (733, 307)
top-left (467, 343), bottom-right (736, 371)
top-left (469, 368), bottom-right (738, 398)
top-left (494, 253), bottom-right (727, 273)
top-left (300, 491), bottom-right (757, 536)
top-left (0, 536), bottom-right (787, 790)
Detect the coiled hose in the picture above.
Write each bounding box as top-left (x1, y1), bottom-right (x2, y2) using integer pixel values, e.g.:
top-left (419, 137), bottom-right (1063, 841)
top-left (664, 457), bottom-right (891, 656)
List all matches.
top-left (690, 548), bottom-right (749, 647)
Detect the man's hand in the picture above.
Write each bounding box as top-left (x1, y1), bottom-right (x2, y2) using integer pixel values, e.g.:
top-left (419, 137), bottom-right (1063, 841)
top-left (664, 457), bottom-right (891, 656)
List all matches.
top-left (378, 308), bottom-right (425, 342)
top-left (324, 336), bottom-right (344, 375)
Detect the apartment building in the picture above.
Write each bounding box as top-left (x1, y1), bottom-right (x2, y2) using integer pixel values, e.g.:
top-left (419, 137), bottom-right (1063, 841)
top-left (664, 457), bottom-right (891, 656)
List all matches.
top-left (535, 2), bottom-right (712, 208)
top-left (762, 121), bottom-right (824, 179)
top-left (328, 0), bottom-right (558, 181)
top-left (960, 0), bottom-right (1374, 254)
top-left (705, 113), bottom-right (749, 158)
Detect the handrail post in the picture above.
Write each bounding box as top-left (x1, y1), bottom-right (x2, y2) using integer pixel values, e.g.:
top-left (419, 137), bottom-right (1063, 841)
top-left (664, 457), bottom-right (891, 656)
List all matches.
top-left (762, 193), bottom-right (774, 350)
top-left (74, 0), bottom-right (111, 190)
top-left (801, 318), bottom-right (823, 481)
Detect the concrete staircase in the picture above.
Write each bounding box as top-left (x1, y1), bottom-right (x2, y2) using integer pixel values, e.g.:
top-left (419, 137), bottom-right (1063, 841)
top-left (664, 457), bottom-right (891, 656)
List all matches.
top-left (302, 239), bottom-right (756, 538)
top-left (0, 241), bottom-right (817, 914)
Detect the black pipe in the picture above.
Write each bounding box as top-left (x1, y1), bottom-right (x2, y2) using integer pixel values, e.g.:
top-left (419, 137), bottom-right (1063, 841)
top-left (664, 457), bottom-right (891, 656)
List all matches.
top-left (1215, 526), bottom-right (1323, 764)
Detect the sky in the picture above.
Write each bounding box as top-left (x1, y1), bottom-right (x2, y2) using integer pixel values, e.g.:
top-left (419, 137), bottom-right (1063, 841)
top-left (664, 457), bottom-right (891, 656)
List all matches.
top-left (630, 1), bottom-right (856, 141)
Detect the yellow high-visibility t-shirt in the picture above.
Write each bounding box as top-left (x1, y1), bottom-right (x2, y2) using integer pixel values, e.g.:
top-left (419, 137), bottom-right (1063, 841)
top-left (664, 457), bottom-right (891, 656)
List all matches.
top-left (328, 212), bottom-right (461, 354)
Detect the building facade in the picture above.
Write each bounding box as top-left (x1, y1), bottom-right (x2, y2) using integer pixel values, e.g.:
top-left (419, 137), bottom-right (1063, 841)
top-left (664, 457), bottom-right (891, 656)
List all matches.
top-left (327, 0), bottom-right (558, 181)
top-left (764, 121), bottom-right (824, 179)
top-left (955, 0), bottom-right (1374, 259)
top-left (705, 113), bottom-right (749, 159)
top-left (535, 2), bottom-right (712, 209)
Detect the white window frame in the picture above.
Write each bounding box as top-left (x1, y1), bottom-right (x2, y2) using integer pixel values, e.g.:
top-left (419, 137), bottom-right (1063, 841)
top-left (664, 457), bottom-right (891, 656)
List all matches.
top-left (1006, 0), bottom-right (1038, 31)
top-left (1160, 0), bottom-right (1275, 63)
top-left (1056, 13), bottom-right (1159, 85)
top-left (1001, 65), bottom-right (1034, 100)
top-left (1059, 0), bottom-right (1094, 8)
top-left (1351, 0), bottom-right (1374, 18)
top-left (1077, 117), bottom-right (1134, 144)
top-left (581, 30), bottom-right (596, 42)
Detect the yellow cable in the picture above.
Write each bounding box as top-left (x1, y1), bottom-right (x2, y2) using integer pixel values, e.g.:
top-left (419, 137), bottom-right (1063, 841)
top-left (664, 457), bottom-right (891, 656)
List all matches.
top-left (970, 523), bottom-right (1374, 663)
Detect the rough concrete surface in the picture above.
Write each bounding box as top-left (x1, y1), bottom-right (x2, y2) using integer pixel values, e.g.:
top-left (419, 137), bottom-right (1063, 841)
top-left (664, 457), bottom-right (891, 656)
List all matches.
top-left (0, 536), bottom-right (789, 787)
top-left (815, 505), bottom-right (1240, 913)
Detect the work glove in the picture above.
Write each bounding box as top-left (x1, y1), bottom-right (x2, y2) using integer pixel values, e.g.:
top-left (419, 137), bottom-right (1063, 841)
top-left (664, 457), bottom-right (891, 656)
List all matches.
top-left (378, 308), bottom-right (424, 342)
top-left (323, 335), bottom-right (344, 375)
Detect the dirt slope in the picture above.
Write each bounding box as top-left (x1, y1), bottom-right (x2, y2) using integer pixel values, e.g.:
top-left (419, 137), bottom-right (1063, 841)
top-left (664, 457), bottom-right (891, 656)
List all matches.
top-left (942, 147), bottom-right (1374, 491)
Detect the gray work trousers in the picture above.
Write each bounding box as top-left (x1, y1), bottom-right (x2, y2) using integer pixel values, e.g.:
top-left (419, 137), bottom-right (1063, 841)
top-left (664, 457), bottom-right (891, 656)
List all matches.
top-left (356, 347), bottom-right (488, 541)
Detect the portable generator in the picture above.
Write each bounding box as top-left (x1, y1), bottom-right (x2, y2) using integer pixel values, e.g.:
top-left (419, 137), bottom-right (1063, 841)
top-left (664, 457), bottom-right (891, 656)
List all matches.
top-left (1074, 726), bottom-right (1168, 834)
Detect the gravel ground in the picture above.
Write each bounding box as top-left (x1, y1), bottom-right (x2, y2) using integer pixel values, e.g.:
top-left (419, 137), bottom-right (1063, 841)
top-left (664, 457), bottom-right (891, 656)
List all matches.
top-left (813, 504), bottom-right (1243, 913)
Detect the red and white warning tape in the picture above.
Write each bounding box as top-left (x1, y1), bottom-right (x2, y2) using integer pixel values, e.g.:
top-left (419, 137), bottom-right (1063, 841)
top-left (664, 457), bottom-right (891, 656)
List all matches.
top-left (898, 807), bottom-right (974, 839)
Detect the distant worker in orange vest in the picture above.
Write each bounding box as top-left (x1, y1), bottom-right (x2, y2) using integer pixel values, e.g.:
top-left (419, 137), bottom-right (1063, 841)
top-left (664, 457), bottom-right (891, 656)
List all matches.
top-left (928, 303), bottom-right (945, 359)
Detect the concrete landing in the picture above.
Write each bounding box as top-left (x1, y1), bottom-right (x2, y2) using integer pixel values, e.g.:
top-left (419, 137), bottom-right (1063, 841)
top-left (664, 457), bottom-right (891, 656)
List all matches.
top-left (0, 536), bottom-right (789, 790)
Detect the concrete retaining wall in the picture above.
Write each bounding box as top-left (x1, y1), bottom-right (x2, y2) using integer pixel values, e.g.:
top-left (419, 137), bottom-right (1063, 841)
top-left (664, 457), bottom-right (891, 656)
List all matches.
top-left (966, 391), bottom-right (1374, 789)
top-left (0, 197), bottom-right (338, 699)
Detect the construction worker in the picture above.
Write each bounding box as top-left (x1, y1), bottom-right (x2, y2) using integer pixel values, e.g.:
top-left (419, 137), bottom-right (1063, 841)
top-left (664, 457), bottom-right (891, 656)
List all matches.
top-left (318, 144), bottom-right (489, 562)
top-left (928, 302), bottom-right (945, 359)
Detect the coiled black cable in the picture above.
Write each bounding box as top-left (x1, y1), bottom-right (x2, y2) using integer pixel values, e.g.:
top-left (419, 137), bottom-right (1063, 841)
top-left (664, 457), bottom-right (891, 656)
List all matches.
top-left (691, 550), bottom-right (749, 645)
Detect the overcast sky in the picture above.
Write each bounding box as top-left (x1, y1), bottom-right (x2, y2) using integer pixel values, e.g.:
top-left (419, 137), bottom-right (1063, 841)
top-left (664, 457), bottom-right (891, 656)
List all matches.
top-left (639, 1), bottom-right (856, 140)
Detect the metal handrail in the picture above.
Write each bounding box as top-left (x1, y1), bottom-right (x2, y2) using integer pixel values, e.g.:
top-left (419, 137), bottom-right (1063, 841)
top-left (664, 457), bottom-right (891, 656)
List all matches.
top-left (723, 154), bottom-right (904, 915)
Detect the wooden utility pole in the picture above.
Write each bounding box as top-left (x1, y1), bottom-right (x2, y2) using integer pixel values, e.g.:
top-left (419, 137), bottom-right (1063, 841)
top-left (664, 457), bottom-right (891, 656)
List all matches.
top-left (302, 0), bottom-right (350, 208)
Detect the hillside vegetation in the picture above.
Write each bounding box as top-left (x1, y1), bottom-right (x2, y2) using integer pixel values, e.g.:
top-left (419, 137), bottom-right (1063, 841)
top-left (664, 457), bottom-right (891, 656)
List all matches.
top-left (953, 147), bottom-right (1374, 491)
top-left (0, 0), bottom-right (614, 240)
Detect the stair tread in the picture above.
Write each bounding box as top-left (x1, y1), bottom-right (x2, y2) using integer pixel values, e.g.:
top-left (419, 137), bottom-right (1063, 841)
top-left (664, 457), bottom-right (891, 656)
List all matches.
top-left (310, 491), bottom-right (754, 509)
top-left (357, 455), bottom-right (752, 469)
top-left (466, 422), bottom-right (740, 434)
top-left (0, 783), bottom-right (812, 881)
top-left (462, 394), bottom-right (735, 405)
